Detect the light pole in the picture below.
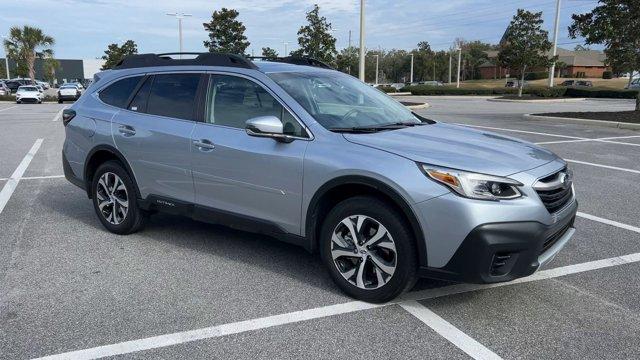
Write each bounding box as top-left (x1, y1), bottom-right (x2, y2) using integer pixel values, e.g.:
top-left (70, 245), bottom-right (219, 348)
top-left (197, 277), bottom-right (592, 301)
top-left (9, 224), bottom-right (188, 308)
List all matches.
top-left (1, 35), bottom-right (9, 79)
top-left (448, 51), bottom-right (452, 84)
top-left (374, 54), bottom-right (379, 85)
top-left (166, 12), bottom-right (192, 58)
top-left (456, 47), bottom-right (462, 88)
top-left (410, 53), bottom-right (414, 84)
top-left (358, 0), bottom-right (366, 81)
top-left (283, 41), bottom-right (289, 57)
top-left (548, 0), bottom-right (561, 87)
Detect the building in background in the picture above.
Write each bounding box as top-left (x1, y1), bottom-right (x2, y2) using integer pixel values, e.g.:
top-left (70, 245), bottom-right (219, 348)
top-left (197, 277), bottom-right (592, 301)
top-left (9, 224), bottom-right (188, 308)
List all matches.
top-left (479, 48), bottom-right (609, 79)
top-left (1, 58), bottom-right (106, 85)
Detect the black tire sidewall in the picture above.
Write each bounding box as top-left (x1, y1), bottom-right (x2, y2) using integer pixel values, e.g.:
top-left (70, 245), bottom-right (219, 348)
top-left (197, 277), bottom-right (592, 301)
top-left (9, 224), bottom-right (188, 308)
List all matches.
top-left (320, 196), bottom-right (418, 303)
top-left (91, 161), bottom-right (143, 235)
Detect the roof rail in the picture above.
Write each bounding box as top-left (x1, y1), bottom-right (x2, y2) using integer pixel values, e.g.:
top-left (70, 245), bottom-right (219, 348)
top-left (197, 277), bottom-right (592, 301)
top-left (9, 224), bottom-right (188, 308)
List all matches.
top-left (114, 53), bottom-right (257, 70)
top-left (249, 56), bottom-right (334, 70)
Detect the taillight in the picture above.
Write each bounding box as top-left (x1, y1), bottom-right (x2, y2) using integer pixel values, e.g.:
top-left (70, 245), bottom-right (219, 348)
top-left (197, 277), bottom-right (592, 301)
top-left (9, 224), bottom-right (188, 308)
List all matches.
top-left (62, 109), bottom-right (76, 126)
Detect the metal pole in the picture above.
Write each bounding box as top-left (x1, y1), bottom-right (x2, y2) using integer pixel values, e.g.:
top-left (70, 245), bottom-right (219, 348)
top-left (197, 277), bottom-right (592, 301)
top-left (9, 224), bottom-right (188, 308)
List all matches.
top-left (448, 51), bottom-right (452, 83)
top-left (433, 60), bottom-right (436, 81)
top-left (548, 0), bottom-right (561, 87)
top-left (348, 30), bottom-right (352, 48)
top-left (283, 42), bottom-right (289, 57)
top-left (410, 54), bottom-right (414, 84)
top-left (178, 18), bottom-right (183, 58)
top-left (166, 13), bottom-right (192, 58)
top-left (358, 0), bottom-right (366, 81)
top-left (374, 54), bottom-right (379, 85)
top-left (456, 48), bottom-right (462, 88)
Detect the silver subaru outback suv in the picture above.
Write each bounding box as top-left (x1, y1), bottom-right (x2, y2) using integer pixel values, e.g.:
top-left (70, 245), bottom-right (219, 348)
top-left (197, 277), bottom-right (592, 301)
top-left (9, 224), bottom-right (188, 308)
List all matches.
top-left (62, 53), bottom-right (577, 303)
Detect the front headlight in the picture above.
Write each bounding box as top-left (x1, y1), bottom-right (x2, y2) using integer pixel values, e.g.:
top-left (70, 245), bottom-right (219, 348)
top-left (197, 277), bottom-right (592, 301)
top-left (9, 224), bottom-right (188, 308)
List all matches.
top-left (421, 165), bottom-right (523, 200)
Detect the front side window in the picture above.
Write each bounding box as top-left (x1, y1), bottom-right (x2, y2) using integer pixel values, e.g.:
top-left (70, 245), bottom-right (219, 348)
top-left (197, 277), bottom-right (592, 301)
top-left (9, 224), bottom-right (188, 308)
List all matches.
top-left (205, 74), bottom-right (306, 137)
top-left (145, 73), bottom-right (201, 121)
top-left (268, 71), bottom-right (420, 130)
top-left (99, 76), bottom-right (143, 108)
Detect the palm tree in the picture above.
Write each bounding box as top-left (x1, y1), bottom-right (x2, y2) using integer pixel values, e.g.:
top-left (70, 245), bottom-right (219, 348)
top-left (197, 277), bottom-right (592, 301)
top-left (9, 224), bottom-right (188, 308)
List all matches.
top-left (3, 25), bottom-right (55, 80)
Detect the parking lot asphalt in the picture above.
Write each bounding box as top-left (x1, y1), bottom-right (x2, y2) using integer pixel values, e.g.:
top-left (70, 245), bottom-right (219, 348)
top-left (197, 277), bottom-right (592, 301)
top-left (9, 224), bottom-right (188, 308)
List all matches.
top-left (0, 98), bottom-right (639, 359)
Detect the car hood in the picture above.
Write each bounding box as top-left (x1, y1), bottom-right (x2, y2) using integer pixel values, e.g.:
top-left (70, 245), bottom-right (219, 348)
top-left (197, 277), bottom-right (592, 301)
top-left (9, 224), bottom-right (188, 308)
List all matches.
top-left (343, 122), bottom-right (558, 176)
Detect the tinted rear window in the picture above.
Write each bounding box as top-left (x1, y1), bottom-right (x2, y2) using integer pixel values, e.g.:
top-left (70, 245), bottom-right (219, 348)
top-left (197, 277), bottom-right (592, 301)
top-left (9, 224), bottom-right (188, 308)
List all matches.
top-left (146, 73), bottom-right (201, 120)
top-left (99, 76), bottom-right (143, 108)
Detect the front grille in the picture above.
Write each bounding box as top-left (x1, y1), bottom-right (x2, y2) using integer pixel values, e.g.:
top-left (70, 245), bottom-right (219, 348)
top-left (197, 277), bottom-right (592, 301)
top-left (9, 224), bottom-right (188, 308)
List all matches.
top-left (541, 222), bottom-right (571, 254)
top-left (534, 168), bottom-right (573, 213)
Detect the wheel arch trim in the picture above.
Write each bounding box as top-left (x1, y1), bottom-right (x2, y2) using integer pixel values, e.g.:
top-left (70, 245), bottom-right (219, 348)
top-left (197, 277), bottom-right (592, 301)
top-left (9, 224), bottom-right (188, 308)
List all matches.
top-left (305, 175), bottom-right (427, 266)
top-left (83, 145), bottom-right (141, 199)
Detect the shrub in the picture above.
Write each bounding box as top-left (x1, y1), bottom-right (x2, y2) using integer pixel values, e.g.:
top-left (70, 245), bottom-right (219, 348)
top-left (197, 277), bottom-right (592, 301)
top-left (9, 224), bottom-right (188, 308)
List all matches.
top-left (524, 71), bottom-right (549, 80)
top-left (602, 71), bottom-right (613, 79)
top-left (376, 85), bottom-right (397, 93)
top-left (526, 87), bottom-right (567, 98)
top-left (565, 87), bottom-right (639, 99)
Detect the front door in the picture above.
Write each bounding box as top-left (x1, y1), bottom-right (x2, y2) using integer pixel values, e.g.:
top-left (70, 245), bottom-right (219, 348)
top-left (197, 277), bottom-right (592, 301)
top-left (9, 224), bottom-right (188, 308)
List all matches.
top-left (191, 74), bottom-right (310, 235)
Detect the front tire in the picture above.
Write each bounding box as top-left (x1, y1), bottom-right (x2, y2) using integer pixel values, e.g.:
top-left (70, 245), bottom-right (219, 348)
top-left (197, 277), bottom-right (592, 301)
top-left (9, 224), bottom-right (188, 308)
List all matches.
top-left (320, 196), bottom-right (418, 303)
top-left (91, 161), bottom-right (147, 235)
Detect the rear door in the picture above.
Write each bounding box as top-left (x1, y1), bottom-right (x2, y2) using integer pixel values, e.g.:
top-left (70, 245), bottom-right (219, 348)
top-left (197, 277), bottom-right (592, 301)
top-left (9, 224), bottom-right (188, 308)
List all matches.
top-left (190, 73), bottom-right (310, 234)
top-left (112, 72), bottom-right (203, 202)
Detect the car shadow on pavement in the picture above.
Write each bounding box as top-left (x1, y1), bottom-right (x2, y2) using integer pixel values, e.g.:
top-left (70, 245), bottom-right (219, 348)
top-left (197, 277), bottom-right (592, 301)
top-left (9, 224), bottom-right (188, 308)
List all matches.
top-left (43, 182), bottom-right (453, 299)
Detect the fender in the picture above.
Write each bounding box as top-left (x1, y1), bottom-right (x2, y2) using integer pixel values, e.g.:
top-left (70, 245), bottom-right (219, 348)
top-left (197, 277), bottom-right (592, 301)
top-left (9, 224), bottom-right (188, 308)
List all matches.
top-left (83, 144), bottom-right (141, 199)
top-left (305, 175), bottom-right (427, 266)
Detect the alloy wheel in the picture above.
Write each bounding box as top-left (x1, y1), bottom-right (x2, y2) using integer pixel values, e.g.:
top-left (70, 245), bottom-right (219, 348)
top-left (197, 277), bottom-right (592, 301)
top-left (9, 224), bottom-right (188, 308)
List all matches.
top-left (96, 172), bottom-right (129, 225)
top-left (330, 215), bottom-right (397, 290)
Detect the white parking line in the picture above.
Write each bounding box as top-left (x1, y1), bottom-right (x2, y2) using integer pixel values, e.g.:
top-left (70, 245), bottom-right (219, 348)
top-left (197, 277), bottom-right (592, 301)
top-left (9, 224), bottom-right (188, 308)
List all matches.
top-left (32, 250), bottom-right (640, 360)
top-left (0, 139), bottom-right (44, 214)
top-left (577, 212), bottom-right (640, 234)
top-left (456, 123), bottom-right (585, 139)
top-left (0, 175), bottom-right (64, 181)
top-left (0, 105), bottom-right (18, 112)
top-left (52, 106), bottom-right (67, 121)
top-left (536, 135), bottom-right (640, 146)
top-left (566, 159), bottom-right (640, 174)
top-left (401, 301), bottom-right (503, 360)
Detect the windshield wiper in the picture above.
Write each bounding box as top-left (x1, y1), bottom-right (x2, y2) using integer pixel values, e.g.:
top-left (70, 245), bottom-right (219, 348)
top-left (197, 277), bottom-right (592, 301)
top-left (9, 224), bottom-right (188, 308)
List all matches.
top-left (329, 122), bottom-right (426, 133)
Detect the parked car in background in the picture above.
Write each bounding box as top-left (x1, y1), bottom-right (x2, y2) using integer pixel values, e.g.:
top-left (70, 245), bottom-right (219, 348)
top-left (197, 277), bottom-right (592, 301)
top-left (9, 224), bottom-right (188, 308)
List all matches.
top-left (57, 84), bottom-right (82, 103)
top-left (62, 53), bottom-right (577, 303)
top-left (560, 80), bottom-right (575, 86)
top-left (36, 80), bottom-right (50, 90)
top-left (0, 82), bottom-right (10, 96)
top-left (418, 81), bottom-right (444, 87)
top-left (5, 80), bottom-right (21, 93)
top-left (576, 80), bottom-right (593, 87)
top-left (16, 85), bottom-right (43, 104)
top-left (624, 78), bottom-right (639, 89)
top-left (505, 80), bottom-right (527, 88)
top-left (35, 84), bottom-right (45, 92)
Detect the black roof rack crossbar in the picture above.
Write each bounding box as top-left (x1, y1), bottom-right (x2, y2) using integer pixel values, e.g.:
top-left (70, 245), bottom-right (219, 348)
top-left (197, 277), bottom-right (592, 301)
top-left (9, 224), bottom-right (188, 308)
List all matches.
top-left (248, 56), bottom-right (334, 70)
top-left (114, 53), bottom-right (257, 70)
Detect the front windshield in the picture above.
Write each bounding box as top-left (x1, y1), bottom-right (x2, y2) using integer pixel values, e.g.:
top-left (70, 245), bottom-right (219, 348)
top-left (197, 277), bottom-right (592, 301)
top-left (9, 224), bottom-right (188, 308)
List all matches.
top-left (268, 71), bottom-right (420, 130)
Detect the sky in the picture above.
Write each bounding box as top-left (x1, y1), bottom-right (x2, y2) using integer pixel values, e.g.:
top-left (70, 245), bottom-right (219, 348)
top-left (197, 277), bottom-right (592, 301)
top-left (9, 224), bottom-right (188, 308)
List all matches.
top-left (0, 0), bottom-right (600, 60)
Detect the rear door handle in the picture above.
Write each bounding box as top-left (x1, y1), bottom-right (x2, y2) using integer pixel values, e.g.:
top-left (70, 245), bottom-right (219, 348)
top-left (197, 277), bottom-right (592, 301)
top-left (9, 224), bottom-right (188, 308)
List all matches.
top-left (193, 139), bottom-right (215, 151)
top-left (118, 125), bottom-right (136, 136)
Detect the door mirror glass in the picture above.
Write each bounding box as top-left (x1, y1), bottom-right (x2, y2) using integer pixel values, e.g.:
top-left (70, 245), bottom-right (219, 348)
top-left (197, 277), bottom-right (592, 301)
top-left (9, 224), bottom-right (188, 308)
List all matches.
top-left (246, 116), bottom-right (292, 142)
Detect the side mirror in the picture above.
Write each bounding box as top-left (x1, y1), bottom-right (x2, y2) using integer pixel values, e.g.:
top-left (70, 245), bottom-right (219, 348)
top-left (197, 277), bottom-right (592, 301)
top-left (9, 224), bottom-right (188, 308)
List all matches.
top-left (245, 116), bottom-right (293, 143)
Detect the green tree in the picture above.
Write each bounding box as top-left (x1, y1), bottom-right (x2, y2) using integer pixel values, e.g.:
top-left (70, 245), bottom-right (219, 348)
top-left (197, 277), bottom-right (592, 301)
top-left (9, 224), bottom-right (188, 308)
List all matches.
top-left (292, 4), bottom-right (337, 64)
top-left (261, 47), bottom-right (278, 59)
top-left (3, 25), bottom-right (55, 80)
top-left (42, 56), bottom-right (60, 84)
top-left (569, 0), bottom-right (639, 110)
top-left (203, 8), bottom-right (250, 54)
top-left (497, 9), bottom-right (555, 97)
top-left (101, 40), bottom-right (138, 70)
top-left (336, 46), bottom-right (358, 75)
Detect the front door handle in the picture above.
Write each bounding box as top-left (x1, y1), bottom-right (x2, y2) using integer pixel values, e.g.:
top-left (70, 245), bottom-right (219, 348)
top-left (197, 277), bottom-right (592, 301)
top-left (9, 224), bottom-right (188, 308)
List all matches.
top-left (118, 125), bottom-right (136, 136)
top-left (193, 139), bottom-right (215, 151)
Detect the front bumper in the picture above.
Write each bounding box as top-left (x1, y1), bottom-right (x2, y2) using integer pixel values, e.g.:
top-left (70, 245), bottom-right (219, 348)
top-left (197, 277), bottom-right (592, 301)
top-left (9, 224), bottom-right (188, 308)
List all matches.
top-left (58, 94), bottom-right (79, 100)
top-left (419, 198), bottom-right (577, 283)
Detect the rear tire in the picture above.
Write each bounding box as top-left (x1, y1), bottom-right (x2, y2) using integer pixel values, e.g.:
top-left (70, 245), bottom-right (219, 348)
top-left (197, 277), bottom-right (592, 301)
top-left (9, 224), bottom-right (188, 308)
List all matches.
top-left (320, 196), bottom-right (418, 303)
top-left (58, 99), bottom-right (63, 104)
top-left (91, 161), bottom-right (147, 235)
